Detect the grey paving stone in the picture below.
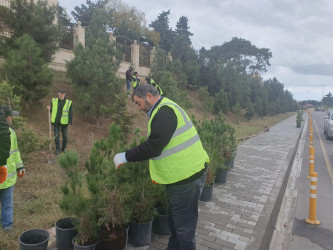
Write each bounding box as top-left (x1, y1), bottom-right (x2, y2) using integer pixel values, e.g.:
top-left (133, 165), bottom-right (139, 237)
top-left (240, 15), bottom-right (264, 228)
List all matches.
top-left (122, 115), bottom-right (304, 250)
top-left (200, 240), bottom-right (223, 250)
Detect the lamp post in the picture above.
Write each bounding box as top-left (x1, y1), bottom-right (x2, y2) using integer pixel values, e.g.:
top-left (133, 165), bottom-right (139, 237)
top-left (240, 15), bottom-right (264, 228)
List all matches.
top-left (321, 84), bottom-right (326, 107)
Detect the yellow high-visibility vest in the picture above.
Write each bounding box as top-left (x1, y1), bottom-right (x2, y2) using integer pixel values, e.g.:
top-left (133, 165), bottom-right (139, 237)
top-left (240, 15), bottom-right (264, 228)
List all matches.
top-left (0, 128), bottom-right (23, 189)
top-left (148, 97), bottom-right (209, 184)
top-left (51, 98), bottom-right (72, 125)
top-left (132, 76), bottom-right (139, 88)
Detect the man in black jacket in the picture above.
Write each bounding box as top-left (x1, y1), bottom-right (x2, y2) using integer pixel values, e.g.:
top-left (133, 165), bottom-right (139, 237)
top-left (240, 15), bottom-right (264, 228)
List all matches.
top-left (113, 84), bottom-right (209, 250)
top-left (0, 105), bottom-right (10, 183)
top-left (125, 66), bottom-right (134, 96)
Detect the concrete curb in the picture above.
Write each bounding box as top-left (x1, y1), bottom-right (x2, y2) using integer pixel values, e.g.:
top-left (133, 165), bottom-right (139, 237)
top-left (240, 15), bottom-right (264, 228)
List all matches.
top-left (247, 115), bottom-right (307, 250)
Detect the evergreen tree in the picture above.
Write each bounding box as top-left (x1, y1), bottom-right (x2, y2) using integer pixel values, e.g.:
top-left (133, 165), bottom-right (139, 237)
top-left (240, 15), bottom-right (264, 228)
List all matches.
top-left (67, 8), bottom-right (123, 126)
top-left (213, 88), bottom-right (229, 113)
top-left (71, 0), bottom-right (108, 27)
top-left (171, 16), bottom-right (199, 87)
top-left (0, 34), bottom-right (53, 105)
top-left (174, 16), bottom-right (193, 43)
top-left (0, 0), bottom-right (59, 62)
top-left (149, 10), bottom-right (174, 52)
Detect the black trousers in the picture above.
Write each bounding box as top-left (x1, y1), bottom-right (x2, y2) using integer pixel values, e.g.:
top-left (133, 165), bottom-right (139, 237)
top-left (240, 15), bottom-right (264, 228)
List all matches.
top-left (166, 169), bottom-right (207, 250)
top-left (54, 124), bottom-right (68, 150)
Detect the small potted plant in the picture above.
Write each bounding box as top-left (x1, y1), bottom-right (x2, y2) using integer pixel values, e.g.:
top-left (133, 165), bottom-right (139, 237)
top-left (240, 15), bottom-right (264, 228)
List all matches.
top-left (126, 160), bottom-right (158, 247)
top-left (58, 150), bottom-right (100, 249)
top-left (58, 124), bottom-right (132, 250)
top-left (114, 134), bottom-right (158, 247)
top-left (197, 115), bottom-right (236, 184)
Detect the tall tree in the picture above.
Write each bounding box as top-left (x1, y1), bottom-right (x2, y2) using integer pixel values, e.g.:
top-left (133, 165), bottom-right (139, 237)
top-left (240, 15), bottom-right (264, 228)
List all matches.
top-left (67, 9), bottom-right (123, 125)
top-left (175, 16), bottom-right (193, 44)
top-left (170, 16), bottom-right (199, 86)
top-left (107, 0), bottom-right (143, 41)
top-left (206, 37), bottom-right (272, 75)
top-left (323, 92), bottom-right (333, 107)
top-left (0, 0), bottom-right (59, 62)
top-left (149, 10), bottom-right (173, 52)
top-left (71, 0), bottom-right (108, 27)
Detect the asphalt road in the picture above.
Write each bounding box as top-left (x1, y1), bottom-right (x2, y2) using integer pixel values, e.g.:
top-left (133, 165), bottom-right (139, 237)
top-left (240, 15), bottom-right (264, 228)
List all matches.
top-left (271, 110), bottom-right (333, 250)
top-left (291, 110), bottom-right (333, 249)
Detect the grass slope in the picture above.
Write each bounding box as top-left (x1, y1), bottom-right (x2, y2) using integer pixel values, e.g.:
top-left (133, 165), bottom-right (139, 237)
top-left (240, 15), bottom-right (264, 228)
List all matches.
top-left (0, 73), bottom-right (295, 249)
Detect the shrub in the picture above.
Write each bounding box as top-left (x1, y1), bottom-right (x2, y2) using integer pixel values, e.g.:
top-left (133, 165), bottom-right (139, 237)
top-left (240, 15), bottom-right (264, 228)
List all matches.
top-left (17, 127), bottom-right (41, 153)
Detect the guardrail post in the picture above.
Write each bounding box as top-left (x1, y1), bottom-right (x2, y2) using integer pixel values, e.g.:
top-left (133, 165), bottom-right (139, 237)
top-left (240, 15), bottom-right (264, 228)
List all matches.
top-left (305, 172), bottom-right (320, 225)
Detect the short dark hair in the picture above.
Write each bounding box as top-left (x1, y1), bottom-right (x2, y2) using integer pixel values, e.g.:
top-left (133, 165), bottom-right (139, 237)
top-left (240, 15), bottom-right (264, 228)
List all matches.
top-left (133, 84), bottom-right (159, 99)
top-left (58, 89), bottom-right (66, 93)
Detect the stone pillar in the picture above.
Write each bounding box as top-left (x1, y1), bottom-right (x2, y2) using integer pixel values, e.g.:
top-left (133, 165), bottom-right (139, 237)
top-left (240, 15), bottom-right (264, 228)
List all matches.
top-left (109, 32), bottom-right (116, 46)
top-left (73, 21), bottom-right (85, 49)
top-left (131, 40), bottom-right (139, 68)
top-left (166, 51), bottom-right (173, 62)
top-left (150, 46), bottom-right (156, 66)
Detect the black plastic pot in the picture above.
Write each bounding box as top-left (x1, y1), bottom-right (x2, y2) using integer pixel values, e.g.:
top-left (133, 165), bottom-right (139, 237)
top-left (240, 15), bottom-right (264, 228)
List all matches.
top-left (96, 225), bottom-right (128, 250)
top-left (128, 219), bottom-right (153, 247)
top-left (200, 184), bottom-right (214, 202)
top-left (215, 168), bottom-right (228, 183)
top-left (18, 228), bottom-right (50, 250)
top-left (55, 217), bottom-right (78, 250)
top-left (72, 237), bottom-right (99, 250)
top-left (152, 206), bottom-right (170, 235)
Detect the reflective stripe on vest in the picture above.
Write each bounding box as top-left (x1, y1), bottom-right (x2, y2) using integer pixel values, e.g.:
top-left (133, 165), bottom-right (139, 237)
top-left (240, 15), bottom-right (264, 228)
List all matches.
top-left (0, 128), bottom-right (21, 189)
top-left (148, 98), bottom-right (209, 184)
top-left (7, 172), bottom-right (16, 178)
top-left (152, 102), bottom-right (196, 160)
top-left (51, 99), bottom-right (72, 124)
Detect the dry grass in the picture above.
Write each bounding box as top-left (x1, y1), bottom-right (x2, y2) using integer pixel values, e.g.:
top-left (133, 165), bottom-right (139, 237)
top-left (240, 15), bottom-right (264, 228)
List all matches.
top-left (0, 78), bottom-right (295, 249)
top-left (232, 112), bottom-right (296, 139)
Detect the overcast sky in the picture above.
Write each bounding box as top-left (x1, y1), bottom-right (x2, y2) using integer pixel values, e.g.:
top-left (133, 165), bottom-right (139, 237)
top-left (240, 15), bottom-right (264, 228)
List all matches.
top-left (57, 0), bottom-right (333, 102)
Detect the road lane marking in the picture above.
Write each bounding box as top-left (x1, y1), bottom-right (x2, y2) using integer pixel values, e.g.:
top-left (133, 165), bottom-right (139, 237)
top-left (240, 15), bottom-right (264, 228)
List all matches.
top-left (313, 119), bottom-right (333, 185)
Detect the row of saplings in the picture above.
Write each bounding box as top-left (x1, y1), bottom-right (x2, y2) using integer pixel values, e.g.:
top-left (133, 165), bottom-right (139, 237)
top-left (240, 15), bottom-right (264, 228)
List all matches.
top-left (19, 116), bottom-right (237, 250)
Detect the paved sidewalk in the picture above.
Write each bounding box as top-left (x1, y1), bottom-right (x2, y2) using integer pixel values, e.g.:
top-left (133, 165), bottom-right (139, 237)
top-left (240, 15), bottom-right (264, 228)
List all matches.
top-left (126, 114), bottom-right (303, 250)
top-left (48, 114), bottom-right (303, 250)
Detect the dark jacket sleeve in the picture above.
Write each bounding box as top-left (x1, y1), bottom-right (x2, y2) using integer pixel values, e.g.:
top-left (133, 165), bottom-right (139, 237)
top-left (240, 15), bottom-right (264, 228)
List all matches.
top-left (0, 108), bottom-right (10, 165)
top-left (68, 104), bottom-right (73, 125)
top-left (126, 70), bottom-right (132, 80)
top-left (126, 106), bottom-right (177, 162)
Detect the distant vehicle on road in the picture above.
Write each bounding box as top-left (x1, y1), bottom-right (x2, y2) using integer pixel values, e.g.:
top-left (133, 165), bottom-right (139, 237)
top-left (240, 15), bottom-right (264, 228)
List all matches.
top-left (324, 110), bottom-right (333, 140)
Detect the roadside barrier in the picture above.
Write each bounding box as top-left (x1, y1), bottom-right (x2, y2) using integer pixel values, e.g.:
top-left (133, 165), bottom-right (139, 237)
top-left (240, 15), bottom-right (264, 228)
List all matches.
top-left (308, 146), bottom-right (314, 178)
top-left (305, 172), bottom-right (320, 225)
top-left (308, 114), bottom-right (314, 178)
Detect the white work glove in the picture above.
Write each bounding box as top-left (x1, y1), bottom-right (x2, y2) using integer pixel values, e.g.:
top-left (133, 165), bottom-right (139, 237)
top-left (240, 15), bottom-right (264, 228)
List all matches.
top-left (113, 152), bottom-right (127, 169)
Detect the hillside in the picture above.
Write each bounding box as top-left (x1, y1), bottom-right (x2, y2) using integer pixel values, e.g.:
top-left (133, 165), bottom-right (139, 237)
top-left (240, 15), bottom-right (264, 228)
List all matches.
top-left (0, 75), bottom-right (295, 249)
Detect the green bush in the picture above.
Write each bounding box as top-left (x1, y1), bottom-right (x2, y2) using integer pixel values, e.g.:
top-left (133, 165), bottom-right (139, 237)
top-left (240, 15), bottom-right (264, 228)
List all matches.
top-left (17, 127), bottom-right (41, 153)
